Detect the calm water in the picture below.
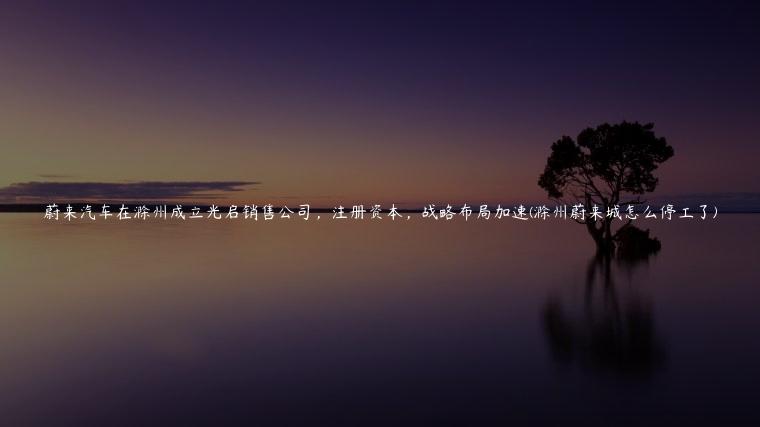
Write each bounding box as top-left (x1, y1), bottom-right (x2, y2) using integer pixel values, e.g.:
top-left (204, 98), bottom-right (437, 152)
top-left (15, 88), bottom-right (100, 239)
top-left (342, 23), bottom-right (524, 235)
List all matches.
top-left (0, 214), bottom-right (758, 425)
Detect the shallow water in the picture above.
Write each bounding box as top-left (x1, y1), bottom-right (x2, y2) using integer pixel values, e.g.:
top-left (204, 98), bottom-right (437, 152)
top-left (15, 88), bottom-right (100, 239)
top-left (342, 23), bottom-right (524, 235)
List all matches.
top-left (1, 213), bottom-right (758, 425)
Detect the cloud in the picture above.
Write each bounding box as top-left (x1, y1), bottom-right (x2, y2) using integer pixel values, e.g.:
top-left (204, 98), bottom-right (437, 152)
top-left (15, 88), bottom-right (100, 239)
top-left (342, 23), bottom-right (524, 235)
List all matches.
top-left (0, 181), bottom-right (259, 202)
top-left (37, 174), bottom-right (77, 179)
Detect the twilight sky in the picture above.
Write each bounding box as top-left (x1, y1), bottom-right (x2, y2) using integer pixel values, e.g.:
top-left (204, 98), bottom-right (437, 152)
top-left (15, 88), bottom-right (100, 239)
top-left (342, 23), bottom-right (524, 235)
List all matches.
top-left (1, 1), bottom-right (758, 206)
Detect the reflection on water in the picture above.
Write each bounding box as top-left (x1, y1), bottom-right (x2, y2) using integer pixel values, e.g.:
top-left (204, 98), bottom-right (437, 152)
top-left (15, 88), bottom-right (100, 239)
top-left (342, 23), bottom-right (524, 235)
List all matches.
top-left (0, 214), bottom-right (759, 425)
top-left (543, 254), bottom-right (665, 377)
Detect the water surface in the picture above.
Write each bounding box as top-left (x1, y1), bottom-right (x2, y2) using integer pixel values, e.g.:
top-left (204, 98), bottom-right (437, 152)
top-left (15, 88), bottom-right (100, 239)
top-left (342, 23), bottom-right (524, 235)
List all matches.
top-left (1, 214), bottom-right (758, 425)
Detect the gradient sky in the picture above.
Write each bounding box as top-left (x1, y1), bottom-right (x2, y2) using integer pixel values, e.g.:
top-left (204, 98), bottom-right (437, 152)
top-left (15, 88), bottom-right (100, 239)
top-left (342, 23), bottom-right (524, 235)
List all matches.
top-left (1, 1), bottom-right (758, 206)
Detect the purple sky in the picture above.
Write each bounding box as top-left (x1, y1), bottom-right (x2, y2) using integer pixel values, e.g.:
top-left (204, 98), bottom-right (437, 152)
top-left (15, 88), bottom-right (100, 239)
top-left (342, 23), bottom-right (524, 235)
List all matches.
top-left (0, 1), bottom-right (758, 205)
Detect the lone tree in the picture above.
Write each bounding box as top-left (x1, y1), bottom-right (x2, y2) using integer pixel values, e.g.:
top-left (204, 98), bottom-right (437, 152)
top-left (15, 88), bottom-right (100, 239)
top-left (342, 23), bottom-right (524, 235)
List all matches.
top-left (538, 121), bottom-right (674, 253)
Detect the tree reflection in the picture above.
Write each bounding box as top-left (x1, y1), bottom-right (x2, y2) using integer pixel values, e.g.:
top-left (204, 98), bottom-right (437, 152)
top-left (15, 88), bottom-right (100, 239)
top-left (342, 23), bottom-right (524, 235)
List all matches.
top-left (543, 253), bottom-right (666, 377)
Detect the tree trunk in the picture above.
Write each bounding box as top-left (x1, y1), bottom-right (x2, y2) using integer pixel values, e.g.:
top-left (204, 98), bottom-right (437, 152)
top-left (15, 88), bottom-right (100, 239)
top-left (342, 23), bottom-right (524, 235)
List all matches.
top-left (586, 219), bottom-right (615, 255)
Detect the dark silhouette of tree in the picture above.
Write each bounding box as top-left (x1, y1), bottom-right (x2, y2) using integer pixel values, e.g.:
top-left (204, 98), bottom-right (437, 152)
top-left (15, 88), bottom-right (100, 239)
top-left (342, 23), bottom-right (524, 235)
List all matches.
top-left (538, 121), bottom-right (674, 253)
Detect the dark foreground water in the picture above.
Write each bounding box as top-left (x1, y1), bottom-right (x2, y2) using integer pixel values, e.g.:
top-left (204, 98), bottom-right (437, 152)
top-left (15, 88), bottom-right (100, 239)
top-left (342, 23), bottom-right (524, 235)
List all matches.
top-left (0, 214), bottom-right (758, 425)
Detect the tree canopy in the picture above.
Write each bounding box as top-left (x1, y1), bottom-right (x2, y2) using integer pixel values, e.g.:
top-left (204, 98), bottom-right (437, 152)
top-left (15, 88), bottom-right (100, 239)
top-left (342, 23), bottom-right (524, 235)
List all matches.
top-left (538, 121), bottom-right (674, 252)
